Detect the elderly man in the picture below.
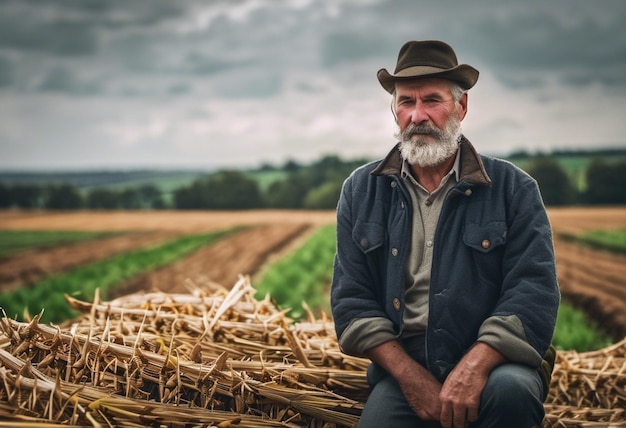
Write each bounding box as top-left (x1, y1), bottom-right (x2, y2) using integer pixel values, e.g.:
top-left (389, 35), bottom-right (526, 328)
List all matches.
top-left (330, 40), bottom-right (559, 428)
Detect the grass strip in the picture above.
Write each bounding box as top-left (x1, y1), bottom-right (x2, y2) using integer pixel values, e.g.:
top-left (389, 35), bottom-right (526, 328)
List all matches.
top-left (0, 228), bottom-right (238, 323)
top-left (0, 230), bottom-right (120, 257)
top-left (256, 224), bottom-right (611, 351)
top-left (255, 224), bottom-right (336, 320)
top-left (553, 299), bottom-right (613, 351)
top-left (557, 228), bottom-right (626, 255)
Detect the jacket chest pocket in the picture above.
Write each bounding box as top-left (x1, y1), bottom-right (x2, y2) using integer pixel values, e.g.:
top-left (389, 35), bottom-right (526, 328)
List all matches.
top-left (462, 221), bottom-right (507, 288)
top-left (352, 220), bottom-right (386, 254)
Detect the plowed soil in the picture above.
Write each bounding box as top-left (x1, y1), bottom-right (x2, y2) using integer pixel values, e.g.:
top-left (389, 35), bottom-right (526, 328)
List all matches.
top-left (0, 210), bottom-right (334, 295)
top-left (549, 207), bottom-right (626, 340)
top-left (110, 223), bottom-right (313, 298)
top-left (0, 208), bottom-right (624, 339)
top-left (0, 231), bottom-right (180, 293)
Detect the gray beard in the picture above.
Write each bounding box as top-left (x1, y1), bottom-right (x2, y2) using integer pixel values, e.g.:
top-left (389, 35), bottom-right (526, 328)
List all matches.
top-left (396, 117), bottom-right (462, 167)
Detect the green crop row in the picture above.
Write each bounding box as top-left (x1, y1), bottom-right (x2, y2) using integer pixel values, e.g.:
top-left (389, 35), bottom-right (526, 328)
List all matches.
top-left (0, 229), bottom-right (237, 323)
top-left (0, 230), bottom-right (120, 257)
top-left (256, 224), bottom-right (613, 352)
top-left (255, 224), bottom-right (336, 320)
top-left (558, 228), bottom-right (626, 255)
top-left (553, 301), bottom-right (612, 351)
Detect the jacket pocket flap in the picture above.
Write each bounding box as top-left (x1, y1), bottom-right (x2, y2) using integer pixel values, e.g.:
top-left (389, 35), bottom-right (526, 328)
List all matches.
top-left (352, 220), bottom-right (385, 253)
top-left (463, 221), bottom-right (507, 253)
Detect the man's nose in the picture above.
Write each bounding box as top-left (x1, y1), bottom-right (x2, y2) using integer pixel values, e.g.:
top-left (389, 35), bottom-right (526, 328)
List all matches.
top-left (410, 103), bottom-right (429, 124)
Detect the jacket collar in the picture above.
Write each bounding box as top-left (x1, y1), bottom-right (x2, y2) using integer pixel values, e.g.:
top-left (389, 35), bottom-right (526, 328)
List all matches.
top-left (371, 135), bottom-right (492, 186)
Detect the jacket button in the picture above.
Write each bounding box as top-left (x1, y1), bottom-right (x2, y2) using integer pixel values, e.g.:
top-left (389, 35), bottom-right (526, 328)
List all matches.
top-left (465, 189), bottom-right (473, 196)
top-left (481, 239), bottom-right (491, 249)
top-left (391, 248), bottom-right (398, 256)
top-left (360, 237), bottom-right (369, 249)
top-left (393, 298), bottom-right (401, 311)
top-left (391, 181), bottom-right (397, 188)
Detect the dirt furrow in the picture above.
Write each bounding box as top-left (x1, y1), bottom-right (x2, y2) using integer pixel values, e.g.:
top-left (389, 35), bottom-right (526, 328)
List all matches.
top-left (0, 231), bottom-right (182, 293)
top-left (110, 223), bottom-right (314, 298)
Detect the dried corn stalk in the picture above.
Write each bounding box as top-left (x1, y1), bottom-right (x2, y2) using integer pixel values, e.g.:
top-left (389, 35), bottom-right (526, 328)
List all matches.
top-left (0, 276), bottom-right (366, 427)
top-left (0, 275), bottom-right (624, 427)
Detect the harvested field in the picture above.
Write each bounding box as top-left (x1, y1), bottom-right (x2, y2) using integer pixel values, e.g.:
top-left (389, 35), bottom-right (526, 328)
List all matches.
top-left (111, 223), bottom-right (313, 298)
top-left (0, 210), bottom-right (336, 233)
top-left (0, 231), bottom-right (180, 293)
top-left (0, 210), bottom-right (334, 297)
top-left (555, 239), bottom-right (626, 340)
top-left (0, 208), bottom-right (625, 426)
top-left (548, 207), bottom-right (626, 342)
top-left (0, 280), bottom-right (623, 427)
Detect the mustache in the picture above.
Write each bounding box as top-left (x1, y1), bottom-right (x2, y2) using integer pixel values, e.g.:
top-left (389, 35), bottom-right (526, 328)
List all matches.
top-left (402, 122), bottom-right (443, 141)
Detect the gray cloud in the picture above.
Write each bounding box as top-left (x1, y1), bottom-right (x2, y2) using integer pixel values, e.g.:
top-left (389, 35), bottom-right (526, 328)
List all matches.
top-left (0, 55), bottom-right (13, 87)
top-left (0, 0), bottom-right (624, 169)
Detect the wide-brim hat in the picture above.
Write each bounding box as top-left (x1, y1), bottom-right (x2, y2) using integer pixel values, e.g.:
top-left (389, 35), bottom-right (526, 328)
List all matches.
top-left (377, 40), bottom-right (479, 93)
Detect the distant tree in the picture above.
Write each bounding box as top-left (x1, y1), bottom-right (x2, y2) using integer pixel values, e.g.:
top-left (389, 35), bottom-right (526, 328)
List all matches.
top-left (174, 170), bottom-right (263, 209)
top-left (265, 175), bottom-right (310, 208)
top-left (86, 188), bottom-right (121, 209)
top-left (0, 183), bottom-right (10, 208)
top-left (282, 159), bottom-right (301, 173)
top-left (205, 170), bottom-right (264, 209)
top-left (119, 188), bottom-right (141, 209)
top-left (303, 180), bottom-right (343, 209)
top-left (46, 184), bottom-right (83, 209)
top-left (137, 184), bottom-right (164, 209)
top-left (526, 156), bottom-right (577, 206)
top-left (585, 158), bottom-right (626, 204)
top-left (11, 184), bottom-right (44, 208)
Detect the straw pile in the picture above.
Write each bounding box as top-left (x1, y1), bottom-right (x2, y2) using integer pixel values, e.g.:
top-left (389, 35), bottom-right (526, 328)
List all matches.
top-left (0, 275), bottom-right (624, 427)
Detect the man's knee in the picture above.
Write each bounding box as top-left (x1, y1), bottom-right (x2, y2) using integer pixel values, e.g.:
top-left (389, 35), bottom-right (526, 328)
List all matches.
top-left (475, 364), bottom-right (545, 428)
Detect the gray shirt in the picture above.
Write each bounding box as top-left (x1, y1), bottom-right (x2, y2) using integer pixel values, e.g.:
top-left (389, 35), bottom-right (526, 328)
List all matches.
top-left (400, 152), bottom-right (460, 335)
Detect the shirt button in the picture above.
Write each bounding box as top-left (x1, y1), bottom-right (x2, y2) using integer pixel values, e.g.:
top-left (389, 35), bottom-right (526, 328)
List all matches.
top-left (393, 298), bottom-right (401, 311)
top-left (425, 200), bottom-right (432, 207)
top-left (426, 240), bottom-right (433, 248)
top-left (391, 248), bottom-right (398, 256)
top-left (360, 237), bottom-right (369, 249)
top-left (482, 239), bottom-right (491, 249)
top-left (401, 201), bottom-right (405, 208)
top-left (465, 189), bottom-right (473, 196)
top-left (391, 181), bottom-right (397, 188)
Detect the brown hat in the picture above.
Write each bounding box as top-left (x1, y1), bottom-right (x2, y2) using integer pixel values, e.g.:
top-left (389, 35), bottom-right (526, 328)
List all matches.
top-left (377, 40), bottom-right (479, 93)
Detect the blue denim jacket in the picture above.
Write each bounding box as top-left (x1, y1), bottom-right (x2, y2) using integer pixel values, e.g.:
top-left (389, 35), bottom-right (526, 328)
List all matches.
top-left (331, 137), bottom-right (559, 383)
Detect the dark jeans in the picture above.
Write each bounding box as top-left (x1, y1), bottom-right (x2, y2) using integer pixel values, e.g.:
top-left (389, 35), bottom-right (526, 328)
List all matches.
top-left (358, 336), bottom-right (545, 428)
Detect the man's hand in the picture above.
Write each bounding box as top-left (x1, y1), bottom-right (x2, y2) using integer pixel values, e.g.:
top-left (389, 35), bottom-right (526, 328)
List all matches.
top-left (439, 342), bottom-right (507, 428)
top-left (366, 340), bottom-right (443, 421)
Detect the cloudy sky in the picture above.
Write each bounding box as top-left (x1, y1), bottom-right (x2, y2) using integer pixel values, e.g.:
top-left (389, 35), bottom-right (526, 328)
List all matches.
top-left (0, 0), bottom-right (625, 170)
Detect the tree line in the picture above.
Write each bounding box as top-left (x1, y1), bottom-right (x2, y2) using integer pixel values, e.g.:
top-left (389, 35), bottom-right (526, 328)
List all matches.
top-left (1, 154), bottom-right (625, 210)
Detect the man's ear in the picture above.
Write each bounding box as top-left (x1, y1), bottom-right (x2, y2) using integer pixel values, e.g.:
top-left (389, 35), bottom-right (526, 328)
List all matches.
top-left (458, 92), bottom-right (468, 121)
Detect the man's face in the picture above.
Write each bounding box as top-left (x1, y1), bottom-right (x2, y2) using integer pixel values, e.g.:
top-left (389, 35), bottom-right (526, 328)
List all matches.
top-left (394, 78), bottom-right (467, 137)
top-left (394, 78), bottom-right (468, 167)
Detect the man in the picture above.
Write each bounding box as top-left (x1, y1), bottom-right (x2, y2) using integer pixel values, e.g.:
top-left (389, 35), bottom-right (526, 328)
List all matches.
top-left (330, 40), bottom-right (560, 428)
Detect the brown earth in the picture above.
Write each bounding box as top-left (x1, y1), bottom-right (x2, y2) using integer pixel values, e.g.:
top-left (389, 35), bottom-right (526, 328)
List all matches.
top-left (0, 208), bottom-right (624, 338)
top-left (0, 210), bottom-right (335, 294)
top-left (0, 231), bottom-right (181, 293)
top-left (110, 222), bottom-right (314, 298)
top-left (548, 207), bottom-right (626, 341)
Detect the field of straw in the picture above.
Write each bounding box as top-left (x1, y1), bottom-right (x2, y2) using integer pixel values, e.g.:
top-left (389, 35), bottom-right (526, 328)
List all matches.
top-left (0, 208), bottom-right (625, 426)
top-left (1, 276), bottom-right (624, 427)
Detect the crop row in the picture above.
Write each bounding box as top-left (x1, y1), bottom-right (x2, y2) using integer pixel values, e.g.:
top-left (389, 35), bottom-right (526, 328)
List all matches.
top-left (0, 225), bottom-right (617, 351)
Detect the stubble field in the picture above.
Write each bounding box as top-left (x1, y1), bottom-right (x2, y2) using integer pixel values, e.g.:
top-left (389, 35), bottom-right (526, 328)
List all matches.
top-left (0, 208), bottom-right (625, 426)
top-left (1, 208), bottom-right (624, 338)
